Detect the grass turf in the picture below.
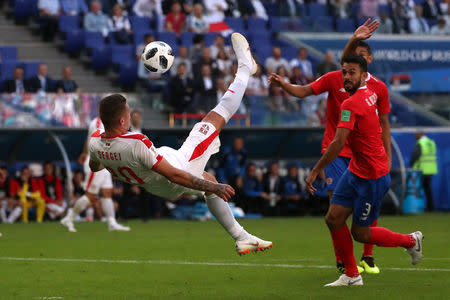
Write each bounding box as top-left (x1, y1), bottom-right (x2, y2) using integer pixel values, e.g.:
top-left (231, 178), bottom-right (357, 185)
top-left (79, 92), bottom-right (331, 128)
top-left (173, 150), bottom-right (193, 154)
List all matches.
top-left (0, 213), bottom-right (449, 299)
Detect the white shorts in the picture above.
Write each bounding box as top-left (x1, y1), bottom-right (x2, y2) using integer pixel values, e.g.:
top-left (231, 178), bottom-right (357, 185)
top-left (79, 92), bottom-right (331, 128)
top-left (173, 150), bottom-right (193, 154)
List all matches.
top-left (83, 168), bottom-right (113, 195)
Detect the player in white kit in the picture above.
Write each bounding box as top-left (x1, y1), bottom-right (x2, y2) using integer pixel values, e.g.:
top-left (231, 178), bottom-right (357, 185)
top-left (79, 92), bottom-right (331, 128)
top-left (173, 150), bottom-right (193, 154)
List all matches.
top-left (60, 116), bottom-right (130, 232)
top-left (86, 33), bottom-right (272, 255)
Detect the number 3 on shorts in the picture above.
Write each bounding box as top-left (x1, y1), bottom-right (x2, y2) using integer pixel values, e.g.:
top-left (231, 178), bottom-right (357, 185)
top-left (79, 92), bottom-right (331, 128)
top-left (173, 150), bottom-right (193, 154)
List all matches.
top-left (361, 202), bottom-right (371, 221)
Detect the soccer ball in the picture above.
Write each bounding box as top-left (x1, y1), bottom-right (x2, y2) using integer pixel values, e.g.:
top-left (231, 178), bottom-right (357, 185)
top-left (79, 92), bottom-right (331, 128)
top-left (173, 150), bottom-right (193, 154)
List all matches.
top-left (141, 41), bottom-right (175, 74)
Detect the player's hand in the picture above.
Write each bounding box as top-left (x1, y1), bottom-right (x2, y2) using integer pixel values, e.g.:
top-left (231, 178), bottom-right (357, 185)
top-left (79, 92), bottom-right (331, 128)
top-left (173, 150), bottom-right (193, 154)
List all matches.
top-left (268, 73), bottom-right (285, 88)
top-left (78, 153), bottom-right (87, 165)
top-left (214, 183), bottom-right (235, 202)
top-left (305, 169), bottom-right (320, 195)
top-left (353, 18), bottom-right (379, 41)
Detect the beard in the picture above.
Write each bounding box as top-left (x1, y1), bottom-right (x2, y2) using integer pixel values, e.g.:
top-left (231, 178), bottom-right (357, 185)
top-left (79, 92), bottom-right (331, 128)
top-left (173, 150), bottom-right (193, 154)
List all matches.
top-left (344, 80), bottom-right (360, 94)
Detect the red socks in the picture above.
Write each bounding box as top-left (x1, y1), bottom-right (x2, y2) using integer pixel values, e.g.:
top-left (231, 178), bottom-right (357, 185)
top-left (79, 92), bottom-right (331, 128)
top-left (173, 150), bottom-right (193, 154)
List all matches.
top-left (330, 225), bottom-right (359, 278)
top-left (362, 219), bottom-right (377, 257)
top-left (369, 227), bottom-right (415, 248)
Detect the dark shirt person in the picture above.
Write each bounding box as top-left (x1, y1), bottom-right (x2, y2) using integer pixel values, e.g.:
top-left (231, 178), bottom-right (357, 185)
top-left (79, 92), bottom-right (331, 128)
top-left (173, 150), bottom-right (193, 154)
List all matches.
top-left (56, 66), bottom-right (79, 93)
top-left (3, 67), bottom-right (32, 93)
top-left (27, 64), bottom-right (56, 93)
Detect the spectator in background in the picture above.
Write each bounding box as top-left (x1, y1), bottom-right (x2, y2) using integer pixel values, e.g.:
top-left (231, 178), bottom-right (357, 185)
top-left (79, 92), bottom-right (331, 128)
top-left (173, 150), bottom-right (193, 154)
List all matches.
top-left (187, 3), bottom-right (209, 33)
top-left (84, 1), bottom-right (111, 38)
top-left (290, 66), bottom-right (309, 86)
top-left (165, 2), bottom-right (186, 36)
top-left (193, 64), bottom-right (217, 113)
top-left (241, 163), bottom-right (264, 214)
top-left (192, 47), bottom-right (220, 79)
top-left (72, 170), bottom-right (84, 200)
top-left (39, 162), bottom-right (65, 220)
top-left (216, 49), bottom-right (233, 76)
top-left (410, 131), bottom-right (438, 211)
top-left (210, 35), bottom-right (232, 59)
top-left (56, 66), bottom-right (79, 93)
top-left (392, 3), bottom-right (409, 33)
top-left (0, 166), bottom-right (22, 224)
top-left (27, 64), bottom-right (55, 93)
top-left (444, 6), bottom-right (450, 28)
top-left (316, 51), bottom-right (338, 77)
top-left (204, 0), bottom-right (228, 24)
top-left (290, 48), bottom-right (313, 82)
top-left (109, 4), bottom-right (133, 44)
top-left (188, 33), bottom-right (206, 61)
top-left (38, 0), bottom-right (61, 41)
top-left (422, 0), bottom-right (442, 19)
top-left (265, 47), bottom-right (290, 75)
top-left (217, 137), bottom-right (247, 186)
top-left (171, 46), bottom-right (193, 77)
top-left (3, 67), bottom-right (32, 93)
top-left (269, 66), bottom-right (298, 112)
top-left (441, 0), bottom-right (449, 14)
top-left (246, 66), bottom-right (269, 96)
top-left (359, 0), bottom-right (379, 19)
top-left (133, 0), bottom-right (163, 20)
top-left (409, 5), bottom-right (430, 34)
top-left (377, 11), bottom-right (394, 34)
top-left (249, 0), bottom-right (268, 20)
top-left (430, 18), bottom-right (450, 35)
top-left (281, 165), bottom-right (303, 215)
top-left (169, 62), bottom-right (195, 113)
top-left (330, 0), bottom-right (351, 19)
top-left (60, 0), bottom-right (88, 16)
top-left (9, 166), bottom-right (45, 223)
top-left (261, 162), bottom-right (283, 216)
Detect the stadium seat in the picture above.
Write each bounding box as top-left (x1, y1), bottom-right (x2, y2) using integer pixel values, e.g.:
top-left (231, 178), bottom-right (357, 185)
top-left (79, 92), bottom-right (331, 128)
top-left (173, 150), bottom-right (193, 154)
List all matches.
top-left (118, 61), bottom-right (138, 85)
top-left (313, 16), bottom-right (334, 32)
top-left (13, 0), bottom-right (35, 19)
top-left (204, 33), bottom-right (217, 47)
top-left (269, 16), bottom-right (281, 32)
top-left (247, 17), bottom-right (268, 32)
top-left (129, 16), bottom-right (151, 32)
top-left (378, 4), bottom-right (391, 15)
top-left (350, 3), bottom-right (359, 18)
top-left (179, 32), bottom-right (194, 47)
top-left (254, 45), bottom-right (273, 65)
top-left (84, 31), bottom-right (105, 50)
top-left (91, 46), bottom-right (112, 70)
top-left (248, 31), bottom-right (271, 48)
top-left (24, 62), bottom-right (42, 79)
top-left (263, 1), bottom-right (279, 17)
top-left (59, 15), bottom-right (79, 33)
top-left (156, 32), bottom-right (178, 50)
top-left (307, 3), bottom-right (329, 17)
top-left (133, 30), bottom-right (155, 47)
top-left (0, 61), bottom-right (22, 80)
top-left (0, 46), bottom-right (18, 61)
top-left (225, 17), bottom-right (245, 31)
top-left (336, 19), bottom-right (355, 32)
top-left (64, 30), bottom-right (84, 53)
top-left (111, 45), bottom-right (134, 66)
top-left (281, 47), bottom-right (298, 61)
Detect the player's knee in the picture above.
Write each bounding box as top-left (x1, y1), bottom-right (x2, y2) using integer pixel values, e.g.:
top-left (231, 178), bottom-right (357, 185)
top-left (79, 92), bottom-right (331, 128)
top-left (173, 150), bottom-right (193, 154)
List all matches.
top-left (324, 212), bottom-right (340, 229)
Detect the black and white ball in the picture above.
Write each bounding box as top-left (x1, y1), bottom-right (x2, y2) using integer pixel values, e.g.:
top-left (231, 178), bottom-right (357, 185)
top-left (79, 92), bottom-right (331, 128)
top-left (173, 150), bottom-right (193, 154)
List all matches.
top-left (141, 41), bottom-right (175, 74)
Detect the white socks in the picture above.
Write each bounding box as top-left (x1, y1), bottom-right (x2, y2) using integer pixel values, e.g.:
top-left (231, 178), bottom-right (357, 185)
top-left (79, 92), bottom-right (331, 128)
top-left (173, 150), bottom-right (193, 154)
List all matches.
top-left (69, 195), bottom-right (90, 221)
top-left (212, 66), bottom-right (250, 123)
top-left (205, 194), bottom-right (249, 241)
top-left (100, 197), bottom-right (116, 225)
top-left (7, 207), bottom-right (22, 223)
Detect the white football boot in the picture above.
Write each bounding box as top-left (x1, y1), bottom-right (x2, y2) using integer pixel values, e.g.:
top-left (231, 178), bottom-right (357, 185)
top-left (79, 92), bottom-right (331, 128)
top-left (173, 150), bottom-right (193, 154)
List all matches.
top-left (108, 222), bottom-right (131, 232)
top-left (60, 216), bottom-right (77, 232)
top-left (231, 32), bottom-right (257, 75)
top-left (235, 235), bottom-right (273, 256)
top-left (406, 231), bottom-right (424, 265)
top-left (325, 274), bottom-right (363, 287)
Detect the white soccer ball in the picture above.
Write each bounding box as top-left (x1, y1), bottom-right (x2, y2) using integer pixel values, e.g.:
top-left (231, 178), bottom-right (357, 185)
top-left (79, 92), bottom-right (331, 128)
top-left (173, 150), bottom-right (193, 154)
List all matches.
top-left (141, 41), bottom-right (175, 74)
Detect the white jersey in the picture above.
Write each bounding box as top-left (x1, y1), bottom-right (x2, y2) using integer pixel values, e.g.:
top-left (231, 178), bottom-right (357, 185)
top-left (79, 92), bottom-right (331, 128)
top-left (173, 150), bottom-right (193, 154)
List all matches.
top-left (88, 122), bottom-right (221, 199)
top-left (84, 117), bottom-right (104, 171)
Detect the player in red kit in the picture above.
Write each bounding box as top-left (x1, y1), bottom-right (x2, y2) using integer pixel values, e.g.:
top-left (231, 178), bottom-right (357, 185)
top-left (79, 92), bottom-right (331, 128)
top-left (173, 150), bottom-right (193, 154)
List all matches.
top-left (305, 55), bottom-right (423, 286)
top-left (269, 19), bottom-right (390, 274)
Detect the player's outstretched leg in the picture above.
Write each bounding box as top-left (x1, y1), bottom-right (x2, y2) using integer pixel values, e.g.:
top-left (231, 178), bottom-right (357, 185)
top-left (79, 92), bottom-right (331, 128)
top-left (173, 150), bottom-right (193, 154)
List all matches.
top-left (203, 172), bottom-right (272, 255)
top-left (61, 194), bottom-right (90, 232)
top-left (202, 33), bottom-right (257, 132)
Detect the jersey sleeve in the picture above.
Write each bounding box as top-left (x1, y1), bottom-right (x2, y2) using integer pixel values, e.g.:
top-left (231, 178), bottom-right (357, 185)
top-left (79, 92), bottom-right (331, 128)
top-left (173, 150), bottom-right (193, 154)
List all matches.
top-left (133, 136), bottom-right (163, 170)
top-left (309, 72), bottom-right (330, 95)
top-left (88, 140), bottom-right (100, 163)
top-left (376, 84), bottom-right (390, 115)
top-left (337, 100), bottom-right (356, 130)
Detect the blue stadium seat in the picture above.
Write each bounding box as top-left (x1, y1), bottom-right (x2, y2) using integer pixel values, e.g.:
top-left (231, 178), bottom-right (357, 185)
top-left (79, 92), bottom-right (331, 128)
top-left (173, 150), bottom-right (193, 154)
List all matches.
top-left (204, 33), bottom-right (217, 47)
top-left (378, 4), bottom-right (391, 15)
top-left (179, 32), bottom-right (194, 47)
top-left (336, 19), bottom-right (355, 32)
top-left (156, 32), bottom-right (178, 50)
top-left (254, 45), bottom-right (273, 65)
top-left (91, 46), bottom-right (111, 70)
top-left (84, 31), bottom-right (105, 50)
top-left (64, 30), bottom-right (84, 53)
top-left (133, 30), bottom-right (154, 47)
top-left (281, 47), bottom-right (298, 61)
top-left (307, 3), bottom-right (329, 17)
top-left (225, 17), bottom-right (245, 31)
top-left (14, 0), bottom-right (35, 19)
top-left (248, 31), bottom-right (271, 47)
top-left (129, 16), bottom-right (150, 32)
top-left (59, 15), bottom-right (79, 33)
top-left (313, 16), bottom-right (334, 32)
top-left (247, 17), bottom-right (267, 32)
top-left (0, 61), bottom-right (22, 80)
top-left (111, 45), bottom-right (134, 66)
top-left (269, 16), bottom-right (281, 32)
top-left (24, 61), bottom-right (42, 78)
top-left (118, 61), bottom-right (138, 85)
top-left (0, 46), bottom-right (18, 61)
top-left (263, 1), bottom-right (279, 17)
top-left (350, 3), bottom-right (359, 18)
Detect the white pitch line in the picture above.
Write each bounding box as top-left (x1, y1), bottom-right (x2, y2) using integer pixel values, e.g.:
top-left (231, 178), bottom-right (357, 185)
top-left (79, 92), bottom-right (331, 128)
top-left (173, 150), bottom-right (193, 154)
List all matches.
top-left (0, 256), bottom-right (449, 272)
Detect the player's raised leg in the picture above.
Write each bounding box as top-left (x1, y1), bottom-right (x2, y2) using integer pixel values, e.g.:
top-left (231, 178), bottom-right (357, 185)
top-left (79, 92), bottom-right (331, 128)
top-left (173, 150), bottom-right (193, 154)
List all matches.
top-left (201, 32), bottom-right (257, 132)
top-left (203, 172), bottom-right (272, 255)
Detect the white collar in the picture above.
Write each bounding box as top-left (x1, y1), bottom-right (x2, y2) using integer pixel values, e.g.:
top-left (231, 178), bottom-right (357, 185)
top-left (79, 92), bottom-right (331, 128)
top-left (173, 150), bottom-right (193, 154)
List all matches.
top-left (365, 72), bottom-right (371, 82)
top-left (358, 86), bottom-right (367, 90)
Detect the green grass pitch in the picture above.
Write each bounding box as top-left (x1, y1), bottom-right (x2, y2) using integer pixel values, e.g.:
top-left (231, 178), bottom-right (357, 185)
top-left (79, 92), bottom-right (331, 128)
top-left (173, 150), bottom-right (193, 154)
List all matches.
top-left (0, 214), bottom-right (449, 299)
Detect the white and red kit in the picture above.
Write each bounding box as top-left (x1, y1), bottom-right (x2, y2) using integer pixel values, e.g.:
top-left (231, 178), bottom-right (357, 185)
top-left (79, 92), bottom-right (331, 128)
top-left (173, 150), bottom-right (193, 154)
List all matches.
top-left (88, 122), bottom-right (220, 199)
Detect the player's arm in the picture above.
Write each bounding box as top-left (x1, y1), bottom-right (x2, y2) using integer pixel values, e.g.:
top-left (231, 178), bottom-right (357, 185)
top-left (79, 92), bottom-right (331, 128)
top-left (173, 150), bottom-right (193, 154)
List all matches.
top-left (340, 18), bottom-right (379, 64)
top-left (306, 127), bottom-right (351, 194)
top-left (268, 73), bottom-right (314, 98)
top-left (78, 136), bottom-right (89, 165)
top-left (153, 158), bottom-right (235, 201)
top-left (89, 159), bottom-right (104, 172)
top-left (379, 114), bottom-right (392, 170)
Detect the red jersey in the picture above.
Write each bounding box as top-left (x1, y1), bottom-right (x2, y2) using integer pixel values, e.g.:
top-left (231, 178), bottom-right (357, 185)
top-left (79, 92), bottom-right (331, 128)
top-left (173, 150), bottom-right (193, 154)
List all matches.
top-left (310, 71), bottom-right (390, 157)
top-left (165, 12), bottom-right (186, 34)
top-left (337, 87), bottom-right (389, 179)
